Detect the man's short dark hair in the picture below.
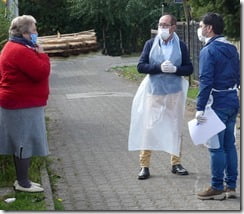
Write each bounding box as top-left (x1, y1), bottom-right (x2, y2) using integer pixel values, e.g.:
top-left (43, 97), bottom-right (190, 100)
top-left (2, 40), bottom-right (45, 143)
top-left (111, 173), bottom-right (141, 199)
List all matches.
top-left (201, 12), bottom-right (224, 35)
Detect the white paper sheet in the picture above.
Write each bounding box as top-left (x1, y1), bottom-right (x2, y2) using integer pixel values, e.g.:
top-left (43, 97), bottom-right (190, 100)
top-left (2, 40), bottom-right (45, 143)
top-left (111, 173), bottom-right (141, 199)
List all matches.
top-left (188, 107), bottom-right (226, 145)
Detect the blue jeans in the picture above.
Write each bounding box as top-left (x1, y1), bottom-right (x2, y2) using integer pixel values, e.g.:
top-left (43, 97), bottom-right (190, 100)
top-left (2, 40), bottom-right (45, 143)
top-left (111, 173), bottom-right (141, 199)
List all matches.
top-left (209, 108), bottom-right (239, 190)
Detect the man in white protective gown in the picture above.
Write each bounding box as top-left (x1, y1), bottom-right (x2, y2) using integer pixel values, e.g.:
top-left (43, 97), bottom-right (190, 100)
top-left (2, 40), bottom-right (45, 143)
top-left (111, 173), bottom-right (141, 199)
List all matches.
top-left (128, 14), bottom-right (193, 179)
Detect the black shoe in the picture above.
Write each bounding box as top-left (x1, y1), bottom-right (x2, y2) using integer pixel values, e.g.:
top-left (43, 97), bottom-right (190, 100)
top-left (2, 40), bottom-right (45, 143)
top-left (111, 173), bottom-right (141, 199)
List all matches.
top-left (138, 167), bottom-right (150, 180)
top-left (171, 164), bottom-right (188, 175)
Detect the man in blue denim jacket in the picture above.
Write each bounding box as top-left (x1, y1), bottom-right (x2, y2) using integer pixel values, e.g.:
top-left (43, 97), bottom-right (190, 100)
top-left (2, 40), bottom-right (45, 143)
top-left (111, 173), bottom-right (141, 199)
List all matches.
top-left (196, 13), bottom-right (240, 200)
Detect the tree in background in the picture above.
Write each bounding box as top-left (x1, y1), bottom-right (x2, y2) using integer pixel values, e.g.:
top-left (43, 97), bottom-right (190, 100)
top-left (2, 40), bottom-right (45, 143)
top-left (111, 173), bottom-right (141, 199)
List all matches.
top-left (17, 0), bottom-right (185, 55)
top-left (68, 0), bottom-right (131, 55)
top-left (0, 0), bottom-right (10, 49)
top-left (68, 0), bottom-right (185, 55)
top-left (188, 0), bottom-right (240, 40)
top-left (17, 0), bottom-right (239, 55)
top-left (18, 0), bottom-right (78, 36)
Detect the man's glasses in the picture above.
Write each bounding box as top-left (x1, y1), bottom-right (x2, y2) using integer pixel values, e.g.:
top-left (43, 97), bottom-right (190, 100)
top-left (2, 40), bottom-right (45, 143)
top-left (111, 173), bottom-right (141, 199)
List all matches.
top-left (158, 23), bottom-right (173, 29)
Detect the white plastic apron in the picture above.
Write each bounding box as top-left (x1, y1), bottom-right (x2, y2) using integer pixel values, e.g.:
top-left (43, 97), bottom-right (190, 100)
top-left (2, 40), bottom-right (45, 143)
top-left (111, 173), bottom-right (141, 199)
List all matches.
top-left (128, 75), bottom-right (189, 156)
top-left (205, 85), bottom-right (238, 149)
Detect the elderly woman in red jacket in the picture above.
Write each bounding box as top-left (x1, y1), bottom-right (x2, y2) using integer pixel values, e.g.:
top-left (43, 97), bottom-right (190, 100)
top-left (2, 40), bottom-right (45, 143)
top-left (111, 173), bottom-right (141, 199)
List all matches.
top-left (0, 15), bottom-right (50, 192)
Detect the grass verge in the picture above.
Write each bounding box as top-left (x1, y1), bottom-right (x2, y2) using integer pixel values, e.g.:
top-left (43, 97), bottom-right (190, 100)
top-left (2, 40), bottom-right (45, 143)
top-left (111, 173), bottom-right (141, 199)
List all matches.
top-left (0, 192), bottom-right (46, 210)
top-left (0, 156), bottom-right (46, 210)
top-left (108, 65), bottom-right (145, 82)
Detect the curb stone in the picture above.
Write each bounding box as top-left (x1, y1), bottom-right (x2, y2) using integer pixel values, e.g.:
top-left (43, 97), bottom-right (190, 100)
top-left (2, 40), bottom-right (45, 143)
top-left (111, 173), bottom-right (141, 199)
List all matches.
top-left (41, 161), bottom-right (55, 210)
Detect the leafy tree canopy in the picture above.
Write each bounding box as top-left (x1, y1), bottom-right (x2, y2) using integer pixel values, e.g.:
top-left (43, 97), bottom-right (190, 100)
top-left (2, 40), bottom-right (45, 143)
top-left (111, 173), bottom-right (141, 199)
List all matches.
top-left (17, 0), bottom-right (239, 55)
top-left (188, 0), bottom-right (240, 40)
top-left (18, 0), bottom-right (76, 35)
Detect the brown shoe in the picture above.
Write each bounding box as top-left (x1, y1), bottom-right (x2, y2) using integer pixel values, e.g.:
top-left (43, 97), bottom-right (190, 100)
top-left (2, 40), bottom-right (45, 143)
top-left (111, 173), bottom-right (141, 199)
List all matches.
top-left (197, 187), bottom-right (225, 200)
top-left (225, 187), bottom-right (236, 199)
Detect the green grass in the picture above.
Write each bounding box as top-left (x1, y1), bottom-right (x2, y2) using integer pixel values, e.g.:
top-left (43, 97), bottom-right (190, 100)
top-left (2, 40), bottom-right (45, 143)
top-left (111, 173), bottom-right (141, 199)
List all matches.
top-left (0, 192), bottom-right (46, 210)
top-left (109, 65), bottom-right (145, 82)
top-left (0, 156), bottom-right (16, 187)
top-left (54, 198), bottom-right (65, 210)
top-left (0, 156), bottom-right (45, 187)
top-left (187, 87), bottom-right (199, 99)
top-left (0, 156), bottom-right (46, 211)
top-left (109, 65), bottom-right (199, 99)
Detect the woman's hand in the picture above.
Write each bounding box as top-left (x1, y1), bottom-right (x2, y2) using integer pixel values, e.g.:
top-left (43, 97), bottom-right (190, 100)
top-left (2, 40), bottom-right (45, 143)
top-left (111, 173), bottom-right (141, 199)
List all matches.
top-left (35, 45), bottom-right (45, 53)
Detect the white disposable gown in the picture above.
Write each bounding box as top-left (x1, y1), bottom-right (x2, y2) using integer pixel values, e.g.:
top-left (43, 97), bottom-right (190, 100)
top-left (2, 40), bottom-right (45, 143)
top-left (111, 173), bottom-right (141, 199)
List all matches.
top-left (128, 75), bottom-right (189, 156)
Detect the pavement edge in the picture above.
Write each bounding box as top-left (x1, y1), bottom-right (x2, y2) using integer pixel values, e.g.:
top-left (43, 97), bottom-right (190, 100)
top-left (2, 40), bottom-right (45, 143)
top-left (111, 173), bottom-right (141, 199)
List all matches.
top-left (41, 161), bottom-right (55, 210)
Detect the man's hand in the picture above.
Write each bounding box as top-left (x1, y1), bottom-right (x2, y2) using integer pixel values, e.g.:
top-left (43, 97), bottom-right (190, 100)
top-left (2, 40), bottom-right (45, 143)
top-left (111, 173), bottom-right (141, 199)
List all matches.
top-left (195, 111), bottom-right (207, 124)
top-left (161, 60), bottom-right (177, 73)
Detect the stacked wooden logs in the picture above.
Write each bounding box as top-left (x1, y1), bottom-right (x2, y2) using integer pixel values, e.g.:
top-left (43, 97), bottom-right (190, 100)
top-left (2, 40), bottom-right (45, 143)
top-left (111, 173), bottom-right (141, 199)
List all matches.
top-left (38, 30), bottom-right (99, 57)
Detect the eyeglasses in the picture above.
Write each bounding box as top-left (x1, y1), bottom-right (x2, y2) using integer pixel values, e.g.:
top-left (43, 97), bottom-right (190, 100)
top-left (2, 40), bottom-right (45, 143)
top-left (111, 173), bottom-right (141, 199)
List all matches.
top-left (158, 23), bottom-right (173, 29)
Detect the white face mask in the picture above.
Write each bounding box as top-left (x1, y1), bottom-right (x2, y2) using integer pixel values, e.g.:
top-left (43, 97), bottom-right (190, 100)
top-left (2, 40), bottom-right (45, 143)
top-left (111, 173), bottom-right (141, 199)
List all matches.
top-left (197, 28), bottom-right (206, 43)
top-left (158, 28), bottom-right (171, 41)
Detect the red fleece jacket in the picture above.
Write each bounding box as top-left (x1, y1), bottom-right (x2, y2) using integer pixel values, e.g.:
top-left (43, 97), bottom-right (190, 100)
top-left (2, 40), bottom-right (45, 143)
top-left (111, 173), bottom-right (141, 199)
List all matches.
top-left (0, 41), bottom-right (50, 109)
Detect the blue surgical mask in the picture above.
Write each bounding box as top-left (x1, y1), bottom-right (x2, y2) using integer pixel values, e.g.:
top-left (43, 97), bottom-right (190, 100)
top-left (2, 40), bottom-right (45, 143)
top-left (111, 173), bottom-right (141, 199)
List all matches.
top-left (30, 33), bottom-right (38, 45)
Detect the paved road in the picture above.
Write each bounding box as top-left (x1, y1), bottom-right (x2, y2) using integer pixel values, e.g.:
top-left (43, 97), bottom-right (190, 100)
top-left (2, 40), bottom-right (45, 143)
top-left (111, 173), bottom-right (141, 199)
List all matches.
top-left (46, 52), bottom-right (240, 211)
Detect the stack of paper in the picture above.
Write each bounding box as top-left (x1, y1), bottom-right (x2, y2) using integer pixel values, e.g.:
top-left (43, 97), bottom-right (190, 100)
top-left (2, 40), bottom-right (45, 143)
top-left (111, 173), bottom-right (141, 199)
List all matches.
top-left (188, 107), bottom-right (226, 145)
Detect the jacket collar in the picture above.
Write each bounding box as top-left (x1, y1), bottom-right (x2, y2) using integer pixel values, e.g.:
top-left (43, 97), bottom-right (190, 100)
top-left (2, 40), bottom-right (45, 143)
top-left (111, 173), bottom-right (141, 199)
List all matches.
top-left (204, 35), bottom-right (224, 46)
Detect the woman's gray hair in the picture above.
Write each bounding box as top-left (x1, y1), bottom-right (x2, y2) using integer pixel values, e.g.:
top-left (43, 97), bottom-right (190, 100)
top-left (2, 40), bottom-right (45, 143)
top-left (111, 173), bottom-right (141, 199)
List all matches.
top-left (9, 15), bottom-right (36, 37)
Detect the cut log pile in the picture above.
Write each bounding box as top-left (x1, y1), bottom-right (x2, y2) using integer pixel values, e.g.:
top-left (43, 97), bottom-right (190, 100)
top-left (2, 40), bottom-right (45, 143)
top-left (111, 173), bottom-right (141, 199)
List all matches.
top-left (38, 30), bottom-right (99, 57)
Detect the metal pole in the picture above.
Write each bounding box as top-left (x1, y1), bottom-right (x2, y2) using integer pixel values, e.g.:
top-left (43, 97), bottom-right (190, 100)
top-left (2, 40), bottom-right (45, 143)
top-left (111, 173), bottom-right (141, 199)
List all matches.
top-left (162, 4), bottom-right (164, 15)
